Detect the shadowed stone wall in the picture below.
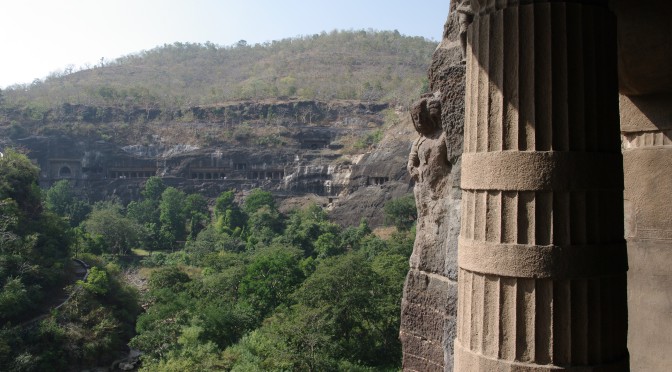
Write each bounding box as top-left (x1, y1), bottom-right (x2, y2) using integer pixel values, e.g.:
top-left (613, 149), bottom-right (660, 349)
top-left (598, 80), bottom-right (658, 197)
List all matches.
top-left (616, 1), bottom-right (672, 370)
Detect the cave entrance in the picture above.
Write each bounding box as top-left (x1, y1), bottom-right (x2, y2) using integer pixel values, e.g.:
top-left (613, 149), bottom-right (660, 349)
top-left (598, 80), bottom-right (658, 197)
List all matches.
top-left (59, 166), bottom-right (72, 178)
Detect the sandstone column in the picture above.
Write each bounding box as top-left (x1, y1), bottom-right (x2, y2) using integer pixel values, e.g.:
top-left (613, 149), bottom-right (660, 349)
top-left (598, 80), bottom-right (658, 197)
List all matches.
top-left (456, 1), bottom-right (629, 370)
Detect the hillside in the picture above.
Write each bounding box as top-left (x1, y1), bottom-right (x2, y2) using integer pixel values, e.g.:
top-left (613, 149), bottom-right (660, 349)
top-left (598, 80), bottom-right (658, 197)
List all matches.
top-left (0, 29), bottom-right (428, 228)
top-left (2, 30), bottom-right (436, 114)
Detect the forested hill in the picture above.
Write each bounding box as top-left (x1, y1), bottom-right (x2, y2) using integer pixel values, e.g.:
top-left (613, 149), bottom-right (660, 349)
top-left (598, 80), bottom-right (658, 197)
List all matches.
top-left (3, 30), bottom-right (436, 111)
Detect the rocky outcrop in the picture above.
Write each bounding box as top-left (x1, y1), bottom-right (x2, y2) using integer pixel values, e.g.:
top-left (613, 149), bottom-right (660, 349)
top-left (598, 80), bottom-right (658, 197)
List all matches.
top-left (330, 117), bottom-right (417, 226)
top-left (399, 3), bottom-right (465, 370)
top-left (7, 99), bottom-right (414, 228)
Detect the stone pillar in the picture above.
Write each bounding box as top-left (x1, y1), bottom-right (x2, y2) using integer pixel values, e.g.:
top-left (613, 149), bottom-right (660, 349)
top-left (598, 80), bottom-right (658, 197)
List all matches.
top-left (455, 1), bottom-right (629, 370)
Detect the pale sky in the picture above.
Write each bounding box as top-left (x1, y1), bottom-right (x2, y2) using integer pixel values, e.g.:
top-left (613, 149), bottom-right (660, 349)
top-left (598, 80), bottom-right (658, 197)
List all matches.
top-left (0, 0), bottom-right (451, 89)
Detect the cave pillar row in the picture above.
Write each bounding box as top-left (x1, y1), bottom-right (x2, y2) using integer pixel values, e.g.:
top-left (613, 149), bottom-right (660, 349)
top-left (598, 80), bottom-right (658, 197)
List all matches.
top-left (455, 1), bottom-right (630, 371)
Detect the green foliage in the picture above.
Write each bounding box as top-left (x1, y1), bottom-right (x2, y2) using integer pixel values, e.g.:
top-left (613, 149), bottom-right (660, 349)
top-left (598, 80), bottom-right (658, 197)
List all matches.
top-left (148, 266), bottom-right (191, 292)
top-left (0, 152), bottom-right (140, 369)
top-left (214, 190), bottom-right (246, 234)
top-left (159, 187), bottom-right (187, 244)
top-left (354, 128), bottom-right (385, 149)
top-left (184, 193), bottom-right (209, 240)
top-left (0, 278), bottom-right (32, 319)
top-left (242, 188), bottom-right (275, 215)
top-left (82, 201), bottom-right (144, 255)
top-left (0, 149), bottom-right (42, 219)
top-left (80, 266), bottom-right (110, 295)
top-left (384, 193), bottom-right (417, 230)
top-left (45, 180), bottom-right (91, 226)
top-left (239, 246), bottom-right (304, 318)
top-left (0, 151), bottom-right (71, 326)
top-left (141, 176), bottom-right (166, 201)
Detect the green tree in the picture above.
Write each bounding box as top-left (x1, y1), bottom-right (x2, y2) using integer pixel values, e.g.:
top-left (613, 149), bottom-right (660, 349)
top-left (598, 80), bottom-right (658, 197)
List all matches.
top-left (243, 188), bottom-right (275, 215)
top-left (214, 190), bottom-right (245, 233)
top-left (148, 266), bottom-right (191, 292)
top-left (80, 266), bottom-right (110, 295)
top-left (291, 252), bottom-right (401, 366)
top-left (127, 198), bottom-right (163, 250)
top-left (0, 149), bottom-right (42, 219)
top-left (159, 187), bottom-right (187, 244)
top-left (245, 205), bottom-right (282, 249)
top-left (142, 176), bottom-right (166, 201)
top-left (384, 193), bottom-right (417, 230)
top-left (239, 246), bottom-right (304, 319)
top-left (314, 232), bottom-right (343, 259)
top-left (82, 202), bottom-right (143, 255)
top-left (183, 193), bottom-right (209, 240)
top-left (45, 180), bottom-right (91, 226)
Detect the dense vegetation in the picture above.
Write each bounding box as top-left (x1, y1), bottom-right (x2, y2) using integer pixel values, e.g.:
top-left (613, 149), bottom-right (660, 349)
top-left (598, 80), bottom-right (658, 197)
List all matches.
top-left (3, 30), bottom-right (435, 112)
top-left (0, 161), bottom-right (417, 370)
top-left (126, 183), bottom-right (416, 371)
top-left (0, 151), bottom-right (140, 370)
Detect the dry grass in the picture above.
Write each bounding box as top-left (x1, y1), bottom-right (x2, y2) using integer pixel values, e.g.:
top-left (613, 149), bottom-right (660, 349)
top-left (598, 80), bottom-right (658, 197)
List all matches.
top-left (373, 226), bottom-right (398, 240)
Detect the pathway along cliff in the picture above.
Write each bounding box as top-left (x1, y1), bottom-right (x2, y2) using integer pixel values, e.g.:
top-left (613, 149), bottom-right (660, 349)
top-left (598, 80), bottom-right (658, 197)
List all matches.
top-left (14, 259), bottom-right (90, 330)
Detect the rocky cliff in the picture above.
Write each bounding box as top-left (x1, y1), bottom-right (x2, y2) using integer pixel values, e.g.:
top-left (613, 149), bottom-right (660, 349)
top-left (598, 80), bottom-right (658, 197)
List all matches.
top-left (3, 98), bottom-right (415, 227)
top-left (399, 3), bottom-right (465, 371)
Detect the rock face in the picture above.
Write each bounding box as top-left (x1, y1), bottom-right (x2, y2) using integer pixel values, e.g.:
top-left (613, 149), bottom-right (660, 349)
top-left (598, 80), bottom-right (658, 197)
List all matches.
top-left (7, 99), bottom-right (416, 228)
top-left (399, 3), bottom-right (465, 370)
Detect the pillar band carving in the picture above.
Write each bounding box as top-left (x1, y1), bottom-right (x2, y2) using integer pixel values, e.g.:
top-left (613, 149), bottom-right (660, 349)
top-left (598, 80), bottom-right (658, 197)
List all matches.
top-left (462, 152), bottom-right (623, 191)
top-left (456, 0), bottom-right (628, 370)
top-left (622, 130), bottom-right (672, 150)
top-left (458, 238), bottom-right (627, 279)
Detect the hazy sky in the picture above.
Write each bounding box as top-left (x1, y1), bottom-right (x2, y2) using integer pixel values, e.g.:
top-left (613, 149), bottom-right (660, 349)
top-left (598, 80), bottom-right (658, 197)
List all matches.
top-left (0, 0), bottom-right (451, 88)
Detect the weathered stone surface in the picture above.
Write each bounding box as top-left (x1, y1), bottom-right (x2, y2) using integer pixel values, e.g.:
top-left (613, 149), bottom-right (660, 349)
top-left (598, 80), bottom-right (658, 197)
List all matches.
top-left (9, 100), bottom-right (410, 228)
top-left (400, 4), bottom-right (465, 369)
top-left (616, 3), bottom-right (672, 369)
top-left (456, 0), bottom-right (628, 370)
top-left (621, 116), bottom-right (672, 370)
top-left (408, 1), bottom-right (672, 371)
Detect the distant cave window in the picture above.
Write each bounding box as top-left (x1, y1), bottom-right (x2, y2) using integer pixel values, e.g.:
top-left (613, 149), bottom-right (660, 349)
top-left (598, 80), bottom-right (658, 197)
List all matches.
top-left (59, 166), bottom-right (72, 178)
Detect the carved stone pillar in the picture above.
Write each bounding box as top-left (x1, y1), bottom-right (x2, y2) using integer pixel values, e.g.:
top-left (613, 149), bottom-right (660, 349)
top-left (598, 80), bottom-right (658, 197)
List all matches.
top-left (456, 1), bottom-right (629, 370)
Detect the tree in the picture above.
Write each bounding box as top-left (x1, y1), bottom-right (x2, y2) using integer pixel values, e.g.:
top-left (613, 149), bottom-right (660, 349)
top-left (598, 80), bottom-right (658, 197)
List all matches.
top-left (148, 266), bottom-right (191, 292)
top-left (239, 246), bottom-right (304, 319)
top-left (142, 176), bottom-right (166, 201)
top-left (82, 202), bottom-right (142, 255)
top-left (45, 180), bottom-right (91, 226)
top-left (314, 232), bottom-right (343, 259)
top-left (384, 194), bottom-right (417, 230)
top-left (291, 252), bottom-right (400, 366)
top-left (183, 194), bottom-right (209, 240)
top-left (0, 149), bottom-right (42, 219)
top-left (243, 188), bottom-right (275, 215)
top-left (159, 187), bottom-right (187, 244)
top-left (245, 205), bottom-right (283, 249)
top-left (214, 190), bottom-right (245, 233)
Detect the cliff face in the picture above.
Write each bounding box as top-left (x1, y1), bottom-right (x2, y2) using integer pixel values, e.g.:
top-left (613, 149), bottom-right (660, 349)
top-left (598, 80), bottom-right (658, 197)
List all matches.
top-left (6, 99), bottom-right (415, 227)
top-left (399, 4), bottom-right (465, 371)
